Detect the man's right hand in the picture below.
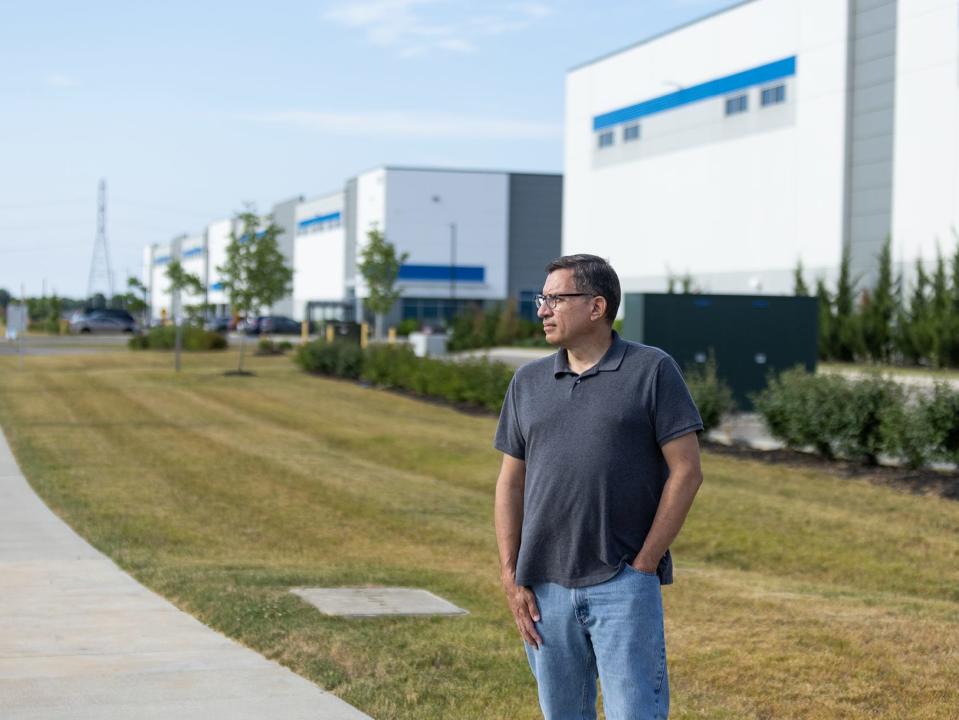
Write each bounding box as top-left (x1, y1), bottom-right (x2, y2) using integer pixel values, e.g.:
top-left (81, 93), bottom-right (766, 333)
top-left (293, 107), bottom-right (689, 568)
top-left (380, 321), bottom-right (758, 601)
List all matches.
top-left (504, 581), bottom-right (542, 649)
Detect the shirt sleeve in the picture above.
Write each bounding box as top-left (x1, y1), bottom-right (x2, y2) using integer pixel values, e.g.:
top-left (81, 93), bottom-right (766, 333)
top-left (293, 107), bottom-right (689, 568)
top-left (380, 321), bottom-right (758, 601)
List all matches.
top-left (652, 355), bottom-right (704, 447)
top-left (494, 375), bottom-right (526, 460)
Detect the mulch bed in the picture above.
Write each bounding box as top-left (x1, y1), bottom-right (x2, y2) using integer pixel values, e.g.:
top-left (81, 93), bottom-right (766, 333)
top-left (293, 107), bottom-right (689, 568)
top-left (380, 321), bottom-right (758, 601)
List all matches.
top-left (701, 440), bottom-right (959, 502)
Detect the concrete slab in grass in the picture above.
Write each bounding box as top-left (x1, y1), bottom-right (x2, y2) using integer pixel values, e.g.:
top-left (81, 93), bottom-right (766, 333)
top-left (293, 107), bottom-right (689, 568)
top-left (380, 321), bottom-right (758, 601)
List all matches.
top-left (292, 587), bottom-right (468, 618)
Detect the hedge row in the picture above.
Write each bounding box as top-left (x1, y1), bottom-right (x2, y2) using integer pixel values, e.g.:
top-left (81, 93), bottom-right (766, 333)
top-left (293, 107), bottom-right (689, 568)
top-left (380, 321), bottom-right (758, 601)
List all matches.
top-left (294, 342), bottom-right (514, 413)
top-left (294, 340), bottom-right (734, 433)
top-left (128, 325), bottom-right (228, 351)
top-left (753, 368), bottom-right (959, 468)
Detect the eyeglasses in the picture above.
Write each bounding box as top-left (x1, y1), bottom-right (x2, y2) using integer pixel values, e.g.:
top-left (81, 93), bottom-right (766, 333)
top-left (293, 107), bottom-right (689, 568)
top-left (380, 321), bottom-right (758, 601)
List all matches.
top-left (534, 293), bottom-right (592, 310)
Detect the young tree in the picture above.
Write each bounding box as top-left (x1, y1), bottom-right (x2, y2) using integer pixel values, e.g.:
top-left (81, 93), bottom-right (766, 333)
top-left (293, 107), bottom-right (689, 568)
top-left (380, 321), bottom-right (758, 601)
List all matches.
top-left (216, 209), bottom-right (292, 374)
top-left (125, 276), bottom-right (149, 329)
top-left (793, 258), bottom-right (809, 296)
top-left (166, 260), bottom-right (205, 373)
top-left (358, 228), bottom-right (408, 339)
top-left (860, 238), bottom-right (895, 363)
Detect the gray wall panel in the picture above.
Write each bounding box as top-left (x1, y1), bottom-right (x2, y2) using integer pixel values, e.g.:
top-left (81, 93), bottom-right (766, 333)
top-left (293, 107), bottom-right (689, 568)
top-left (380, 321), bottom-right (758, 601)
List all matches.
top-left (843, 0), bottom-right (898, 288)
top-left (507, 174), bottom-right (563, 302)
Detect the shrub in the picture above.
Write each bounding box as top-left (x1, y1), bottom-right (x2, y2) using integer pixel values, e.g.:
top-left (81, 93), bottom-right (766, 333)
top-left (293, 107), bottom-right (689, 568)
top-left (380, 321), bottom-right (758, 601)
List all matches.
top-left (753, 368), bottom-right (850, 459)
top-left (836, 374), bottom-right (904, 465)
top-left (129, 325), bottom-right (227, 351)
top-left (396, 318), bottom-right (419, 337)
top-left (880, 395), bottom-right (929, 469)
top-left (298, 341), bottom-right (514, 413)
top-left (683, 354), bottom-right (735, 433)
top-left (257, 339), bottom-right (278, 355)
top-left (753, 368), bottom-right (959, 468)
top-left (919, 382), bottom-right (959, 465)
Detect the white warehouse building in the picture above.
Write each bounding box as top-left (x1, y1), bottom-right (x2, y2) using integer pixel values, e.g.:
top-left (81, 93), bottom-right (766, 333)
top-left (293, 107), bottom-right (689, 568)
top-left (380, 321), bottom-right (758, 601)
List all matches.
top-left (564, 0), bottom-right (959, 295)
top-left (144, 166), bottom-right (562, 326)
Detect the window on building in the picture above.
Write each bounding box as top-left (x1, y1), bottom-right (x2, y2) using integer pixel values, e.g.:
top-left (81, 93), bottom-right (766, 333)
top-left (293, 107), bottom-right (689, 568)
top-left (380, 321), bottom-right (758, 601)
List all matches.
top-left (725, 94), bottom-right (748, 115)
top-left (761, 84), bottom-right (786, 107)
top-left (597, 131), bottom-right (615, 148)
top-left (623, 123), bottom-right (641, 142)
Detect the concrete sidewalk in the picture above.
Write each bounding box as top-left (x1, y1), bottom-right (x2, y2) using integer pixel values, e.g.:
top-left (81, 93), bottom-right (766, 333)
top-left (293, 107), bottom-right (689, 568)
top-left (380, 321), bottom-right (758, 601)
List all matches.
top-left (0, 428), bottom-right (372, 720)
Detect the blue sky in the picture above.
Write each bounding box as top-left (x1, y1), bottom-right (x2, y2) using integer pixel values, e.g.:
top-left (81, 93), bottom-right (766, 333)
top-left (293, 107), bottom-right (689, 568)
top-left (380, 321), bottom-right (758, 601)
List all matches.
top-left (0, 0), bottom-right (740, 298)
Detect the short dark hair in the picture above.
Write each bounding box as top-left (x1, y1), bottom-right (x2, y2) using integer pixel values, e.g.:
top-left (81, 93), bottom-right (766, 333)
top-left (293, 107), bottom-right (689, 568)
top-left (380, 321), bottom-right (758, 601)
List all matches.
top-left (544, 254), bottom-right (621, 324)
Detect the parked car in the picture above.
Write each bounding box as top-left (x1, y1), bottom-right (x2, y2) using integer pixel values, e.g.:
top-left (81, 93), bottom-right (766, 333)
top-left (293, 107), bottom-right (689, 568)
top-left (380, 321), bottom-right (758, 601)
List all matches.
top-left (69, 308), bottom-right (138, 334)
top-left (244, 315), bottom-right (302, 336)
top-left (204, 316), bottom-right (232, 333)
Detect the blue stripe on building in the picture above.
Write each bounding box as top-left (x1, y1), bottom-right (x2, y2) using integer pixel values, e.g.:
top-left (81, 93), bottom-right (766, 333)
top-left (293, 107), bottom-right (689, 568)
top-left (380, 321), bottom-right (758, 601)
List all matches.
top-left (297, 211), bottom-right (342, 231)
top-left (182, 247), bottom-right (204, 258)
top-left (398, 264), bottom-right (485, 282)
top-left (592, 55), bottom-right (796, 130)
top-left (210, 282), bottom-right (224, 291)
top-left (154, 255), bottom-right (171, 265)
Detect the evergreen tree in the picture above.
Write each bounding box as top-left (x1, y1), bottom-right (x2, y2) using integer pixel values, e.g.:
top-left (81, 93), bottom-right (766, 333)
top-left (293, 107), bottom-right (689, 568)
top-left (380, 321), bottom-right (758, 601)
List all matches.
top-left (793, 258), bottom-right (809, 296)
top-left (950, 234), bottom-right (959, 366)
top-left (833, 244), bottom-right (861, 362)
top-left (860, 238), bottom-right (894, 362)
top-left (815, 277), bottom-right (834, 361)
top-left (930, 244), bottom-right (950, 367)
top-left (902, 257), bottom-right (933, 365)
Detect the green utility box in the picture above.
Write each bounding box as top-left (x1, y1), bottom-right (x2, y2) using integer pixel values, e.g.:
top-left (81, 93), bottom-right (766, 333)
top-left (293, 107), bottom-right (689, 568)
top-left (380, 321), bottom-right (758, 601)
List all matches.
top-left (621, 293), bottom-right (818, 410)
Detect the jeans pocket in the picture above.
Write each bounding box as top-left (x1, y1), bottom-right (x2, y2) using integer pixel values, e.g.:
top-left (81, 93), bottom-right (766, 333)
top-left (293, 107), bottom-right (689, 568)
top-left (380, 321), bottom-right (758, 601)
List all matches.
top-left (623, 563), bottom-right (658, 578)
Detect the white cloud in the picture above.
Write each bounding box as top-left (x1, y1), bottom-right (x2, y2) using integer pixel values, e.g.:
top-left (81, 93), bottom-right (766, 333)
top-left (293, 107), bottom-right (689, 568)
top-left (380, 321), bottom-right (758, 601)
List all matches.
top-left (323, 0), bottom-right (553, 56)
top-left (253, 109), bottom-right (561, 141)
top-left (43, 73), bottom-right (79, 89)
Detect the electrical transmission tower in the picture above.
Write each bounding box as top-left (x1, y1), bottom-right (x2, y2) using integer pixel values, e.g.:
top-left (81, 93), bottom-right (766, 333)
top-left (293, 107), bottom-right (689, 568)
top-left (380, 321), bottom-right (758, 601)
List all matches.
top-left (87, 178), bottom-right (115, 301)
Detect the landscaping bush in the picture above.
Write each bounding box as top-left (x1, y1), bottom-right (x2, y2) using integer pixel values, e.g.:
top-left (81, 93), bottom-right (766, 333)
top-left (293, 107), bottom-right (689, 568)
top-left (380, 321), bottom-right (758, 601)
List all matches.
top-left (683, 354), bottom-right (735, 433)
top-left (297, 341), bottom-right (514, 413)
top-left (835, 375), bottom-right (904, 465)
top-left (257, 339), bottom-right (293, 356)
top-left (754, 367), bottom-right (959, 468)
top-left (396, 318), bottom-right (419, 337)
top-left (753, 368), bottom-right (851, 459)
top-left (879, 395), bottom-right (929, 469)
top-left (128, 325), bottom-right (227, 351)
top-left (919, 382), bottom-right (959, 465)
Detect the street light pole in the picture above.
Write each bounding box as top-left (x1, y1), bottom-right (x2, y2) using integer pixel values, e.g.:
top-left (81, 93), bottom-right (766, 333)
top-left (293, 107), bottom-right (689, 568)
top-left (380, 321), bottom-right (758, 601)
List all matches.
top-left (449, 222), bottom-right (457, 318)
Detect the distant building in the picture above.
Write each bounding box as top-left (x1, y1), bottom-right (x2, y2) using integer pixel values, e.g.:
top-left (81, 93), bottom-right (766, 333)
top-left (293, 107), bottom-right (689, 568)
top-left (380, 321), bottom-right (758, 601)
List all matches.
top-left (564, 0), bottom-right (957, 296)
top-left (343, 166), bottom-right (561, 327)
top-left (143, 167), bottom-right (562, 325)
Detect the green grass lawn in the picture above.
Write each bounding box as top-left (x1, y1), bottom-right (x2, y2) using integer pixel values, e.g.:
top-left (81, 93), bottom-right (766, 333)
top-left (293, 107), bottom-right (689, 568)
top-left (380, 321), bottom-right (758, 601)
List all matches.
top-left (1, 349), bottom-right (958, 719)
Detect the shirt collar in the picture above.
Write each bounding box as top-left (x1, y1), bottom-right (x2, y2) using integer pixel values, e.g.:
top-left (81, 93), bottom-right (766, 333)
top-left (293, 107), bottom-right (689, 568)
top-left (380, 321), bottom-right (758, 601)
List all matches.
top-left (553, 331), bottom-right (627, 378)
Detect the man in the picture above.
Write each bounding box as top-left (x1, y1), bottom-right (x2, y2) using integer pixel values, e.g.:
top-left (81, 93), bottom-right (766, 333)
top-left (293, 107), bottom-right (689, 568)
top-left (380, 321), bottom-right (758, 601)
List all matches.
top-left (494, 254), bottom-right (704, 720)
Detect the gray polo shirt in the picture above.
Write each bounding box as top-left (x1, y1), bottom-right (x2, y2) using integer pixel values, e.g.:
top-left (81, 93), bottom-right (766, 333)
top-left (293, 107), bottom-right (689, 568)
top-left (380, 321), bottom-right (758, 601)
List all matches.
top-left (494, 331), bottom-right (703, 589)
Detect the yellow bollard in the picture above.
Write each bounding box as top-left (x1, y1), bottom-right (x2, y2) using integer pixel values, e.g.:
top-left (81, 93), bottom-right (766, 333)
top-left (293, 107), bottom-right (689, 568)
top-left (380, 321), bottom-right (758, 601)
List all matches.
top-left (387, 327), bottom-right (396, 345)
top-left (301, 319), bottom-right (309, 343)
top-left (326, 324), bottom-right (334, 343)
top-left (360, 323), bottom-right (369, 349)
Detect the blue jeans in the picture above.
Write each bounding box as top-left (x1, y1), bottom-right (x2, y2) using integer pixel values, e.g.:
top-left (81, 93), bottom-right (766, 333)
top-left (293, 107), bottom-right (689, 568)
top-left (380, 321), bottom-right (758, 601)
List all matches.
top-left (524, 564), bottom-right (669, 720)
